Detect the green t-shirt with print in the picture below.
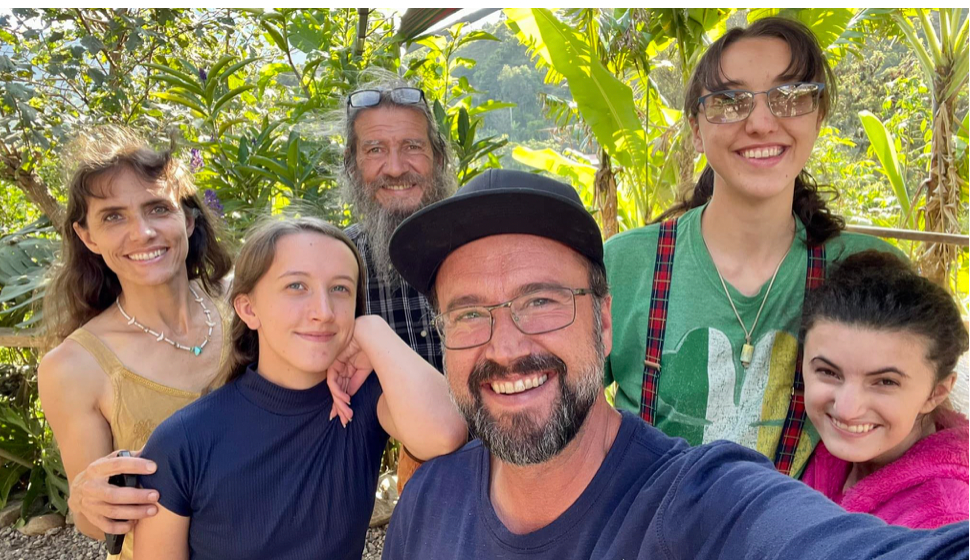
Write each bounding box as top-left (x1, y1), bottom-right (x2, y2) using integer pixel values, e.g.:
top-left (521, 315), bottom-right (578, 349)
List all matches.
top-left (604, 205), bottom-right (902, 476)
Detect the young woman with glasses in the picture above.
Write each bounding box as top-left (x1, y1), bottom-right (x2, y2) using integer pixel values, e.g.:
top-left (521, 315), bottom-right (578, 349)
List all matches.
top-left (604, 17), bottom-right (902, 478)
top-left (133, 217), bottom-right (465, 560)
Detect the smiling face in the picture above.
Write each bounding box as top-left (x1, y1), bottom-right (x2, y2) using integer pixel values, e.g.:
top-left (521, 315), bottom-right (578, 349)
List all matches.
top-left (234, 232), bottom-right (359, 384)
top-left (354, 106), bottom-right (435, 213)
top-left (691, 37), bottom-right (822, 204)
top-left (803, 321), bottom-right (955, 466)
top-left (435, 234), bottom-right (612, 465)
top-left (73, 166), bottom-right (195, 289)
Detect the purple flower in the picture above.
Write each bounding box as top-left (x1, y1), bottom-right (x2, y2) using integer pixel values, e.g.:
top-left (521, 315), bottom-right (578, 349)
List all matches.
top-left (203, 189), bottom-right (224, 218)
top-left (190, 148), bottom-right (203, 171)
top-left (199, 68), bottom-right (208, 83)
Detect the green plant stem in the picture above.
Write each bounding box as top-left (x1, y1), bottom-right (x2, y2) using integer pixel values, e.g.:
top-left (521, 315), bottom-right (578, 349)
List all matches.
top-left (0, 448), bottom-right (33, 469)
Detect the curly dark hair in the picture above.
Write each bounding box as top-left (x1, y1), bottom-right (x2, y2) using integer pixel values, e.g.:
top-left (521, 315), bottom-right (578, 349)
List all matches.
top-left (802, 250), bottom-right (969, 384)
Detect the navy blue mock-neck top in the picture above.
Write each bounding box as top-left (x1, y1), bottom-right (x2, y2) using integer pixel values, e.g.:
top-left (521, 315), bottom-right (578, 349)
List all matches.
top-left (140, 365), bottom-right (388, 560)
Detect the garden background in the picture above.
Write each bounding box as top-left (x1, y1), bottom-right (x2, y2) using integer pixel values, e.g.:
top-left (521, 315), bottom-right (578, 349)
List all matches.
top-left (0, 8), bottom-right (967, 525)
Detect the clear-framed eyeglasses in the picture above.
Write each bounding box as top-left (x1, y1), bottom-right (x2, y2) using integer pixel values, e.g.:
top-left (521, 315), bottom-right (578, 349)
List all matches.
top-left (697, 82), bottom-right (825, 124)
top-left (347, 87), bottom-right (426, 112)
top-left (433, 287), bottom-right (591, 350)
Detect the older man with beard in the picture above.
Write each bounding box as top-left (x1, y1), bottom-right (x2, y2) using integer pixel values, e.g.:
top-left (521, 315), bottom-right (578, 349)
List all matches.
top-left (339, 78), bottom-right (457, 490)
top-left (380, 169), bottom-right (968, 560)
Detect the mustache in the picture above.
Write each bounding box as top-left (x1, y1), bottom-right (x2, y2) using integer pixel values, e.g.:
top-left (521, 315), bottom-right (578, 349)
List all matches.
top-left (468, 354), bottom-right (567, 388)
top-left (369, 171), bottom-right (431, 191)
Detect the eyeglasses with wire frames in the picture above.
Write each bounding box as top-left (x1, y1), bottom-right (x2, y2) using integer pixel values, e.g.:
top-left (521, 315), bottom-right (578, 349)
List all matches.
top-left (347, 87), bottom-right (426, 112)
top-left (433, 287), bottom-right (591, 350)
top-left (696, 82), bottom-right (825, 124)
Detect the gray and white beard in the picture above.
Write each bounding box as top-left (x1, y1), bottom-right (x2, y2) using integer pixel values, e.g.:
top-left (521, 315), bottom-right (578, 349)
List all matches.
top-left (447, 316), bottom-right (607, 466)
top-left (343, 167), bottom-right (454, 287)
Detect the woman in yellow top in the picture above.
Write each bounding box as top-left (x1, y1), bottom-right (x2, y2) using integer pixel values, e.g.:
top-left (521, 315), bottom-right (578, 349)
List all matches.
top-left (38, 126), bottom-right (232, 559)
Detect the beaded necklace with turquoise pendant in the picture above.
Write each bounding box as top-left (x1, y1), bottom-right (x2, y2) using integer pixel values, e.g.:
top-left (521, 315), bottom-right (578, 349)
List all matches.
top-left (116, 286), bottom-right (215, 356)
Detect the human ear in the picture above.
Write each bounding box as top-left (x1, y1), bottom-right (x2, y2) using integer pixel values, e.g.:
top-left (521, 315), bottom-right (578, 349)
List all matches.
top-left (690, 118), bottom-right (704, 154)
top-left (233, 293), bottom-right (261, 331)
top-left (600, 294), bottom-right (613, 358)
top-left (920, 372), bottom-right (957, 414)
top-left (72, 221), bottom-right (102, 255)
top-left (184, 205), bottom-right (197, 238)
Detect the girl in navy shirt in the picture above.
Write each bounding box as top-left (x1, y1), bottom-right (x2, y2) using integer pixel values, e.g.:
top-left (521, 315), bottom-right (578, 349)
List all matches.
top-left (135, 217), bottom-right (466, 560)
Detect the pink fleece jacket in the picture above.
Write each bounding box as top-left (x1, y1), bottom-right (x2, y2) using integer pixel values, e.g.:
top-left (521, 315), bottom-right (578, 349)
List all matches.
top-left (802, 409), bottom-right (969, 529)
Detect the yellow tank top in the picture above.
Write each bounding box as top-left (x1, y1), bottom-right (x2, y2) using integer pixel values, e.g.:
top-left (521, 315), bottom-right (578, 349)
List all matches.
top-left (66, 302), bottom-right (231, 560)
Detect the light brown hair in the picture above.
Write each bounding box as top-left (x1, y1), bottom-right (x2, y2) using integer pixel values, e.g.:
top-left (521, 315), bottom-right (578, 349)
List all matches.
top-left (225, 216), bottom-right (367, 381)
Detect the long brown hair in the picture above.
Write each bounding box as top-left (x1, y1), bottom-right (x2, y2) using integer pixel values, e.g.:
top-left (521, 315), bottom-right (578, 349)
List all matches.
top-left (225, 217), bottom-right (367, 382)
top-left (43, 126), bottom-right (232, 348)
top-left (663, 17), bottom-right (844, 245)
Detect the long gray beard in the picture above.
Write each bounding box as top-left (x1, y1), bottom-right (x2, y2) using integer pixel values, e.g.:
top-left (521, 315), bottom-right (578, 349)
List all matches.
top-left (342, 167), bottom-right (454, 287)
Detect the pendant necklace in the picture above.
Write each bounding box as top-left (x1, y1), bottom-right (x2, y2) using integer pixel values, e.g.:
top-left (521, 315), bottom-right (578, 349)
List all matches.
top-left (702, 235), bottom-right (793, 368)
top-left (116, 286), bottom-right (215, 356)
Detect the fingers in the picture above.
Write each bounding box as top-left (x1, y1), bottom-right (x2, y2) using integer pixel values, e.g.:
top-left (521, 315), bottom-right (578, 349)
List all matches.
top-left (75, 490), bottom-right (159, 533)
top-left (327, 375), bottom-right (352, 406)
top-left (329, 400), bottom-right (354, 427)
top-left (71, 458), bottom-right (161, 533)
top-left (94, 517), bottom-right (136, 535)
top-left (95, 502), bottom-right (159, 525)
top-left (101, 486), bottom-right (159, 508)
top-left (89, 455), bottom-right (157, 477)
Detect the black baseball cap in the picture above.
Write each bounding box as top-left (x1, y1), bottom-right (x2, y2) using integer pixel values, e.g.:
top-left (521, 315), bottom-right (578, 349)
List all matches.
top-left (389, 169), bottom-right (604, 296)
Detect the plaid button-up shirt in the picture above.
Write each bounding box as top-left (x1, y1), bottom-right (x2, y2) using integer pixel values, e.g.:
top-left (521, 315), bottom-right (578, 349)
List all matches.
top-left (346, 224), bottom-right (443, 372)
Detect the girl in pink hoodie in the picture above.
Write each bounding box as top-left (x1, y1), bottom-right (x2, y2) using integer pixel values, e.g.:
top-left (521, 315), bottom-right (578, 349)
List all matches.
top-left (800, 251), bottom-right (968, 529)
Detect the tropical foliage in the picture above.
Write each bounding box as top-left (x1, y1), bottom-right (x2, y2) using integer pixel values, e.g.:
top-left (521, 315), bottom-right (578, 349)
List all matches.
top-left (0, 8), bottom-right (966, 523)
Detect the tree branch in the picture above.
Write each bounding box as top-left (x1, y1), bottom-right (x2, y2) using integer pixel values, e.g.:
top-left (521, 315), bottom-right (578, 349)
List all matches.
top-left (279, 17), bottom-right (311, 98)
top-left (0, 149), bottom-right (65, 227)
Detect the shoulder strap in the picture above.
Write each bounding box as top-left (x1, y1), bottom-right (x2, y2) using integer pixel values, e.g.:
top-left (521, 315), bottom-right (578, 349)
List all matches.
top-left (640, 218), bottom-right (678, 425)
top-left (773, 243), bottom-right (826, 475)
top-left (66, 329), bottom-right (127, 379)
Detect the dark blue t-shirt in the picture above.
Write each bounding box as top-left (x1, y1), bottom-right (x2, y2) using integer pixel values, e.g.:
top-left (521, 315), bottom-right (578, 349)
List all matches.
top-left (384, 411), bottom-right (968, 559)
top-left (140, 366), bottom-right (389, 560)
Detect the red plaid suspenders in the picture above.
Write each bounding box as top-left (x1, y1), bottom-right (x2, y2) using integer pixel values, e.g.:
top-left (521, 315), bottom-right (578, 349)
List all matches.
top-left (639, 219), bottom-right (677, 425)
top-left (773, 243), bottom-right (826, 474)
top-left (638, 217), bottom-right (826, 474)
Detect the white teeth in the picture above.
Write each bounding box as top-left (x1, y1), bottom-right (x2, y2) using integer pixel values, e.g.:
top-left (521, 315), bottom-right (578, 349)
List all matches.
top-left (490, 374), bottom-right (549, 395)
top-left (741, 146), bottom-right (783, 159)
top-left (129, 248), bottom-right (166, 261)
top-left (831, 417), bottom-right (876, 434)
top-left (382, 184), bottom-right (414, 191)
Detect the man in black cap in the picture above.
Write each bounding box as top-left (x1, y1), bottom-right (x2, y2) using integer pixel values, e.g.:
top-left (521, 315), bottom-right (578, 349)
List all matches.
top-left (381, 169), bottom-right (966, 559)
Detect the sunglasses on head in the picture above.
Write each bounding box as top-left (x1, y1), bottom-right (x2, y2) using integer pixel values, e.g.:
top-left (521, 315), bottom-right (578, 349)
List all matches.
top-left (347, 87), bottom-right (426, 111)
top-left (697, 82), bottom-right (825, 124)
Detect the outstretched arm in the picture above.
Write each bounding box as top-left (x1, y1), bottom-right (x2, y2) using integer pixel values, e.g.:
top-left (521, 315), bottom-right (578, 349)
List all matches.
top-left (328, 315), bottom-right (466, 460)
